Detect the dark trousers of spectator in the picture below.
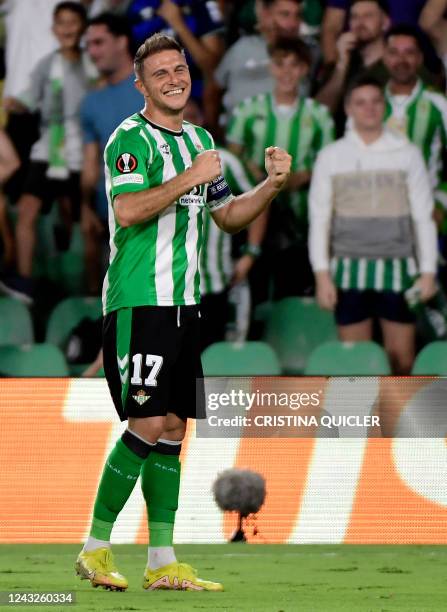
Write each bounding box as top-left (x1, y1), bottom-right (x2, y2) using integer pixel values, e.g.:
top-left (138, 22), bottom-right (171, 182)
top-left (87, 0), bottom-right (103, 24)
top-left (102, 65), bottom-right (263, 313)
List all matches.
top-left (4, 112), bottom-right (40, 202)
top-left (250, 243), bottom-right (315, 305)
top-left (199, 290), bottom-right (229, 353)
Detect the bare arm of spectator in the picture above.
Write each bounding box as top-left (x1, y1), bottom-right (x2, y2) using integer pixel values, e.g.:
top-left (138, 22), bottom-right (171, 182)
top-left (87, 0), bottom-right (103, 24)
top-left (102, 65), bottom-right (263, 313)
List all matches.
top-left (0, 193), bottom-right (14, 267)
top-left (286, 170), bottom-right (311, 190)
top-left (81, 142), bottom-right (104, 237)
top-left (419, 0), bottom-right (447, 56)
top-left (406, 146), bottom-right (438, 301)
top-left (0, 131), bottom-right (19, 267)
top-left (315, 32), bottom-right (356, 113)
top-left (3, 54), bottom-right (49, 114)
top-left (203, 79), bottom-right (224, 137)
top-left (0, 130), bottom-right (20, 184)
top-left (157, 0), bottom-right (225, 76)
top-left (321, 6), bottom-right (347, 65)
top-left (308, 149), bottom-right (337, 311)
top-left (82, 349), bottom-right (103, 378)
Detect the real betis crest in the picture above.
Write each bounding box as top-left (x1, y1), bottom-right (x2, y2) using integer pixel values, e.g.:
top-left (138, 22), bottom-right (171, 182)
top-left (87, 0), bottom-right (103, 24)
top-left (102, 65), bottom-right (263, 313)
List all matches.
top-left (133, 389), bottom-right (150, 405)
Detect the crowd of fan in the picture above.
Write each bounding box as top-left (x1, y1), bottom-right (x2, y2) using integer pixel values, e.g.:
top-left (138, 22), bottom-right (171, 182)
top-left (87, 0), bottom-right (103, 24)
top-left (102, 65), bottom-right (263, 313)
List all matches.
top-left (0, 0), bottom-right (446, 374)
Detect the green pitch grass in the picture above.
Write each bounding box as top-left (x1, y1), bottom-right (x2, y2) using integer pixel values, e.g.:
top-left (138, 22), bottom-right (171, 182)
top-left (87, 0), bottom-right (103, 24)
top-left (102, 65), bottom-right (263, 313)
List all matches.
top-left (0, 544), bottom-right (446, 611)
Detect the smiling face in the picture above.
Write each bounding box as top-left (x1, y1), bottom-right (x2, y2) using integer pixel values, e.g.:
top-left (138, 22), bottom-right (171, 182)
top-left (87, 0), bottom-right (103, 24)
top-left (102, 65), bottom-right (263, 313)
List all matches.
top-left (384, 35), bottom-right (422, 86)
top-left (270, 51), bottom-right (308, 95)
top-left (53, 9), bottom-right (85, 51)
top-left (136, 49), bottom-right (191, 115)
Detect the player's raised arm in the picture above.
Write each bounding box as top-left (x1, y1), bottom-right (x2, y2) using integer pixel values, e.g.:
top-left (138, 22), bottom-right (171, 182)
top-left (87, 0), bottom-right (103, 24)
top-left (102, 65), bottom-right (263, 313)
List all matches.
top-left (114, 150), bottom-right (222, 227)
top-left (211, 146), bottom-right (291, 234)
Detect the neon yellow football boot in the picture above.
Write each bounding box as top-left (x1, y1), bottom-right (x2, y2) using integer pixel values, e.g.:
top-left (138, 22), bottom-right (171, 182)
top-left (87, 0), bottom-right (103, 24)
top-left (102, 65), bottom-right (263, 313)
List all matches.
top-left (75, 547), bottom-right (128, 591)
top-left (143, 561), bottom-right (224, 591)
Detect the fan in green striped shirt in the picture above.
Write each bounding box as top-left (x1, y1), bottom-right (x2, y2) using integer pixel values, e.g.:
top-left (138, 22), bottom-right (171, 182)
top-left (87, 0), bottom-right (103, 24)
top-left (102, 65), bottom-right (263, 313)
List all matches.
top-left (226, 38), bottom-right (334, 247)
top-left (383, 28), bottom-right (447, 193)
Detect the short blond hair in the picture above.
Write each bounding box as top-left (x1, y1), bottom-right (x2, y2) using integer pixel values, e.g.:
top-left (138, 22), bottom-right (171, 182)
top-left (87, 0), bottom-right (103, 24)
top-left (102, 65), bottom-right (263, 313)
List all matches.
top-left (134, 33), bottom-right (184, 80)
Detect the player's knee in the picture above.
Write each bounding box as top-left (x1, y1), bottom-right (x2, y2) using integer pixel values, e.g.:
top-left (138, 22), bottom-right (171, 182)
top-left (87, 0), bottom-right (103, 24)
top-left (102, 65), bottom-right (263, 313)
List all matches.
top-left (162, 419), bottom-right (186, 442)
top-left (128, 416), bottom-right (165, 444)
top-left (160, 413), bottom-right (186, 442)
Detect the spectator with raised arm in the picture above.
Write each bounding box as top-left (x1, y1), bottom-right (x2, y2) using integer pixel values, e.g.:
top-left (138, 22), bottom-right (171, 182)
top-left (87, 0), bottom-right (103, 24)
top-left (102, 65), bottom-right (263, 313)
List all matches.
top-left (208, 0), bottom-right (304, 133)
top-left (317, 0), bottom-right (390, 126)
top-left (126, 0), bottom-right (225, 102)
top-left (321, 0), bottom-right (429, 66)
top-left (420, 0), bottom-right (447, 88)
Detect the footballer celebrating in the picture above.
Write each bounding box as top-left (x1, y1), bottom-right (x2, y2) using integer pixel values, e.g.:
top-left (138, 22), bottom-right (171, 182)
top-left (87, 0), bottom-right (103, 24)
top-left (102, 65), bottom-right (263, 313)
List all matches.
top-left (75, 33), bottom-right (291, 592)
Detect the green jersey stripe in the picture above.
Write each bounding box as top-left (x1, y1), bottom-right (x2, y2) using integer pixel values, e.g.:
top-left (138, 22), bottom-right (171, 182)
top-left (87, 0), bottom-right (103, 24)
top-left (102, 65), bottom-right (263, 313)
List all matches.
top-left (194, 208), bottom-right (203, 302)
top-left (385, 81), bottom-right (447, 190)
top-left (200, 213), bottom-right (212, 294)
top-left (331, 257), bottom-right (417, 292)
top-left (287, 100), bottom-right (302, 171)
top-left (264, 94), bottom-right (277, 167)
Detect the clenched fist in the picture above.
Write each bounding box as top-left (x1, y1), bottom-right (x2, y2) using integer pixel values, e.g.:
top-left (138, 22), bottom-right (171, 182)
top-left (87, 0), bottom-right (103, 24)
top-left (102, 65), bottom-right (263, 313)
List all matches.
top-left (265, 146), bottom-right (292, 190)
top-left (189, 150), bottom-right (222, 186)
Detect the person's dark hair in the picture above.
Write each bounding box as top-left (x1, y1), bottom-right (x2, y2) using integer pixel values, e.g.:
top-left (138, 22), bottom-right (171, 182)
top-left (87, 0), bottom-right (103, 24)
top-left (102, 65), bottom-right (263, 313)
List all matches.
top-left (261, 0), bottom-right (302, 6)
top-left (134, 33), bottom-right (184, 80)
top-left (54, 1), bottom-right (87, 22)
top-left (345, 75), bottom-right (384, 102)
top-left (268, 37), bottom-right (312, 67)
top-left (88, 12), bottom-right (133, 51)
top-left (384, 24), bottom-right (424, 52)
top-left (350, 0), bottom-right (389, 15)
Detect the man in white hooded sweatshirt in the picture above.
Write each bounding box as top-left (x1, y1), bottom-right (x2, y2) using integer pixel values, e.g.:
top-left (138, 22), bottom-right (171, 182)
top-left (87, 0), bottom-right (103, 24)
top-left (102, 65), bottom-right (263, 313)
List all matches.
top-left (309, 76), bottom-right (437, 374)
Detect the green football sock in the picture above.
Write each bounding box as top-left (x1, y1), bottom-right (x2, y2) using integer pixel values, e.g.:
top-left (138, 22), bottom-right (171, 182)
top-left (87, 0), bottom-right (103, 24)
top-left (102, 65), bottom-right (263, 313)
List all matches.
top-left (90, 432), bottom-right (153, 541)
top-left (141, 446), bottom-right (181, 547)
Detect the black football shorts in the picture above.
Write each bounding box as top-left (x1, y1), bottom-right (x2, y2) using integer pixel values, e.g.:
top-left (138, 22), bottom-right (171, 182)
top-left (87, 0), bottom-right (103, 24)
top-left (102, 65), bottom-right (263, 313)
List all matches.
top-left (103, 305), bottom-right (205, 421)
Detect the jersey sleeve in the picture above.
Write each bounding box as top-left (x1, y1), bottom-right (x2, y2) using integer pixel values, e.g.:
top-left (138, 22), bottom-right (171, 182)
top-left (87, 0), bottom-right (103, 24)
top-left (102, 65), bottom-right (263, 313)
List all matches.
top-left (106, 127), bottom-right (152, 198)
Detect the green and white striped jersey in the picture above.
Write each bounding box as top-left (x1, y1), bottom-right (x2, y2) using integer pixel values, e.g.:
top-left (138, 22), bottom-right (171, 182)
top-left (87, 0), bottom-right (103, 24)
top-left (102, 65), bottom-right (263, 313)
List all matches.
top-left (102, 113), bottom-right (233, 313)
top-left (200, 148), bottom-right (255, 295)
top-left (385, 80), bottom-right (447, 189)
top-left (227, 93), bottom-right (334, 231)
top-left (331, 256), bottom-right (418, 292)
